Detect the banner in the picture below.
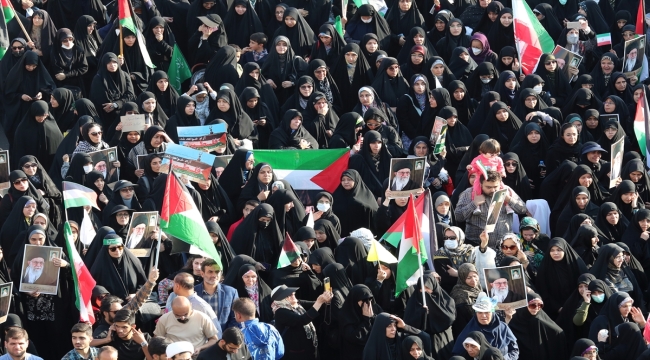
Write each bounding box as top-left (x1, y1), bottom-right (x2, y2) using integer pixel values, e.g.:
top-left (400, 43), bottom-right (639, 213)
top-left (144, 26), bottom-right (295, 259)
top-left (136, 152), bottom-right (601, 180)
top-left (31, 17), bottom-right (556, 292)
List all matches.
top-left (161, 143), bottom-right (216, 185)
top-left (178, 124), bottom-right (228, 153)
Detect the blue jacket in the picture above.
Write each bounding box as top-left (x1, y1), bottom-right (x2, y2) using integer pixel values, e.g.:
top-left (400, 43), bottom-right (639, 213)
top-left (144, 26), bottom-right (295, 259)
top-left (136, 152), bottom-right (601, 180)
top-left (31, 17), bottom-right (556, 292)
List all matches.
top-left (195, 282), bottom-right (239, 330)
top-left (241, 319), bottom-right (284, 360)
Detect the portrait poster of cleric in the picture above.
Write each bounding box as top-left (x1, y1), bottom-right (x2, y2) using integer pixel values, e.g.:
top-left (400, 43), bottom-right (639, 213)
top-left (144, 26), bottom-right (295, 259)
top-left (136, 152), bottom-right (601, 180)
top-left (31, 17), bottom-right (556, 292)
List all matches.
top-left (483, 265), bottom-right (528, 310)
top-left (387, 157), bottom-right (426, 198)
top-left (19, 245), bottom-right (62, 295)
top-left (125, 212), bottom-right (159, 257)
top-left (0, 282), bottom-right (12, 322)
top-left (623, 35), bottom-right (646, 82)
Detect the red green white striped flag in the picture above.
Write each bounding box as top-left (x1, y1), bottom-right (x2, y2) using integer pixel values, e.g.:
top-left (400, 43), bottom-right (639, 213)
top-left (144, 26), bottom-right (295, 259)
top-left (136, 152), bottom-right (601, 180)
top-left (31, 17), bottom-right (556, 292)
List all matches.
top-left (252, 149), bottom-right (349, 193)
top-left (161, 172), bottom-right (222, 268)
top-left (512, 0), bottom-right (554, 74)
top-left (118, 0), bottom-right (155, 68)
top-left (64, 221), bottom-right (96, 323)
top-left (63, 182), bottom-right (99, 209)
top-left (277, 233), bottom-right (301, 268)
top-left (596, 33), bottom-right (612, 46)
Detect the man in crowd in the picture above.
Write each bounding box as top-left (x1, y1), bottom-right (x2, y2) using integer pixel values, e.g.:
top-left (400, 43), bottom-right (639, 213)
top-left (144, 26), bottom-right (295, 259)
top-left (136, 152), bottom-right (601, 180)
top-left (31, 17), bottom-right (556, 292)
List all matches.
top-left (197, 328), bottom-right (252, 360)
top-left (105, 309), bottom-right (151, 360)
top-left (0, 329), bottom-right (42, 360)
top-left (147, 337), bottom-right (171, 360)
top-left (154, 297), bottom-right (218, 356)
top-left (164, 272), bottom-right (222, 335)
top-left (62, 323), bottom-right (99, 360)
top-left (232, 298), bottom-right (284, 360)
top-left (195, 258), bottom-right (239, 330)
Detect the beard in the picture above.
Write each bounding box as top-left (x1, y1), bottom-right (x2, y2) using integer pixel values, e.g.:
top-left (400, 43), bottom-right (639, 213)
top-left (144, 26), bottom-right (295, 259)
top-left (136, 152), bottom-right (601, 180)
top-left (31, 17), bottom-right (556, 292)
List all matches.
top-left (491, 287), bottom-right (509, 302)
top-left (392, 176), bottom-right (409, 191)
top-left (25, 266), bottom-right (43, 283)
top-left (102, 170), bottom-right (107, 179)
top-left (127, 233), bottom-right (144, 248)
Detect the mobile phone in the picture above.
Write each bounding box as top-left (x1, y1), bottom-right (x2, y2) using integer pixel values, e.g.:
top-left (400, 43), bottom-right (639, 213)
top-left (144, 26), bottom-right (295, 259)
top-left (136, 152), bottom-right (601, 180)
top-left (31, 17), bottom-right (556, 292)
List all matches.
top-left (324, 277), bottom-right (331, 292)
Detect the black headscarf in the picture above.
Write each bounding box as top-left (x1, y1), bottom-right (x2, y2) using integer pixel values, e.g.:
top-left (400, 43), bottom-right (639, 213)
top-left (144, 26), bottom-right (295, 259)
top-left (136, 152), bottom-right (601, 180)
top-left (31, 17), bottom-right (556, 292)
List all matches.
top-left (89, 234), bottom-right (147, 299)
top-left (479, 101), bottom-right (521, 153)
top-left (330, 43), bottom-right (373, 112)
top-left (203, 45), bottom-right (241, 90)
top-left (607, 180), bottom-right (641, 221)
top-left (313, 218), bottom-right (340, 250)
top-left (208, 87), bottom-right (255, 140)
top-left (345, 4), bottom-right (392, 48)
top-left (232, 264), bottom-right (274, 322)
top-left (230, 203), bottom-right (283, 266)
top-left (332, 169), bottom-right (378, 237)
top-left (268, 109), bottom-right (319, 149)
top-left (334, 236), bottom-right (374, 286)
top-left (403, 270), bottom-right (455, 336)
top-left (536, 237), bottom-right (588, 316)
top-left (310, 23), bottom-right (346, 69)
top-left (137, 91), bottom-right (169, 128)
top-left (146, 71), bottom-right (179, 117)
top-left (447, 47), bottom-right (477, 81)
top-left (12, 100), bottom-right (63, 170)
top-left (272, 7), bottom-right (314, 57)
top-left (266, 189), bottom-right (306, 238)
top-left (467, 91), bottom-right (500, 136)
top-left (89, 52), bottom-right (136, 126)
top-left (370, 57), bottom-right (409, 108)
top-left (222, 0), bottom-right (263, 49)
top-left (595, 202), bottom-right (629, 244)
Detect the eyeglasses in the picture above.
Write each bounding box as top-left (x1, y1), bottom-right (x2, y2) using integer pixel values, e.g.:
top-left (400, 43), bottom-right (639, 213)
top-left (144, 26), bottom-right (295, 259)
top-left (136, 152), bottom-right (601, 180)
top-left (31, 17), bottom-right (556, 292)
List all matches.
top-left (90, 131), bottom-right (103, 136)
top-left (528, 302), bottom-right (544, 310)
top-left (13, 179), bottom-right (28, 185)
top-left (443, 236), bottom-right (457, 240)
top-left (120, 187), bottom-right (134, 192)
top-left (62, 38), bottom-right (73, 43)
top-left (501, 244), bottom-right (518, 251)
top-left (116, 213), bottom-right (130, 218)
top-left (604, 100), bottom-right (615, 105)
top-left (300, 85), bottom-right (313, 89)
top-left (504, 162), bottom-right (518, 167)
top-left (22, 163), bottom-right (37, 168)
top-left (108, 245), bottom-right (124, 252)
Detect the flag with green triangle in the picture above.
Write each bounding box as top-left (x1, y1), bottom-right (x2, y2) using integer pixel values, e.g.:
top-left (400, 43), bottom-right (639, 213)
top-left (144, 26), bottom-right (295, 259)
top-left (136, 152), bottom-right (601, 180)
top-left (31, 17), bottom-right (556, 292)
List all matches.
top-left (168, 44), bottom-right (191, 92)
top-left (0, 0), bottom-right (14, 60)
top-left (118, 0), bottom-right (155, 68)
top-left (395, 194), bottom-right (428, 296)
top-left (277, 233), bottom-right (301, 268)
top-left (334, 16), bottom-right (344, 38)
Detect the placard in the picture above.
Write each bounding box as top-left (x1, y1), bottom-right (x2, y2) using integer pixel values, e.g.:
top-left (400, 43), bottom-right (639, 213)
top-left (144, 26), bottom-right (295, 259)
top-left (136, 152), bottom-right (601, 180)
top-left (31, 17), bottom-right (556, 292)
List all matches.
top-left (0, 282), bottom-right (12, 323)
top-left (552, 45), bottom-right (583, 82)
top-left (178, 124), bottom-right (228, 153)
top-left (485, 189), bottom-right (507, 233)
top-left (121, 114), bottom-right (146, 133)
top-left (610, 137), bottom-right (625, 188)
top-left (88, 147), bottom-right (119, 182)
top-left (19, 245), bottom-right (62, 295)
top-left (161, 143), bottom-right (217, 185)
top-left (600, 114), bottom-right (619, 123)
top-left (430, 117), bottom-right (447, 154)
top-left (125, 212), bottom-right (159, 257)
top-left (0, 150), bottom-right (9, 192)
top-left (623, 35), bottom-right (645, 81)
top-left (387, 157), bottom-right (426, 198)
top-left (483, 264), bottom-right (528, 309)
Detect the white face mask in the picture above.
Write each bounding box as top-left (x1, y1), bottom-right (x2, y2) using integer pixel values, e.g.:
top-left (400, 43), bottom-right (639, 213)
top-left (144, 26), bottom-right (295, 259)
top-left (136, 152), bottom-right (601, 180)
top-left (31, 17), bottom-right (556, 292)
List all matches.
top-left (480, 78), bottom-right (491, 84)
top-left (361, 17), bottom-right (373, 23)
top-left (83, 165), bottom-right (93, 174)
top-left (471, 47), bottom-right (482, 55)
top-left (533, 85), bottom-right (543, 94)
top-left (316, 203), bottom-right (330, 212)
top-left (444, 240), bottom-right (458, 249)
top-left (61, 43), bottom-right (74, 50)
top-left (567, 34), bottom-right (579, 44)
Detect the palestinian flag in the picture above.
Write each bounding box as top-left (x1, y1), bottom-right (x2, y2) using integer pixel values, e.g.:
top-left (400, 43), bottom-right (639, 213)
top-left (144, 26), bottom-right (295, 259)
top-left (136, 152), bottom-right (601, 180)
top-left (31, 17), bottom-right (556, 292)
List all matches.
top-left (0, 0), bottom-right (14, 60)
top-left (64, 221), bottom-right (97, 323)
top-left (63, 182), bottom-right (99, 209)
top-left (161, 171), bottom-right (222, 268)
top-left (634, 87), bottom-right (650, 167)
top-left (118, 0), bottom-right (155, 68)
top-left (277, 233), bottom-right (301, 268)
top-left (395, 194), bottom-right (428, 296)
top-left (381, 191), bottom-right (435, 269)
top-left (253, 149), bottom-right (349, 193)
top-left (638, 0), bottom-right (646, 35)
top-left (512, 0), bottom-right (554, 74)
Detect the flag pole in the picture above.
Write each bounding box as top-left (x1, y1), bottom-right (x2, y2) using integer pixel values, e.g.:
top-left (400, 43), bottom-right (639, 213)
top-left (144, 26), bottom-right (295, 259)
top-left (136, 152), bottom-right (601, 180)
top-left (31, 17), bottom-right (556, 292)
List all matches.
top-left (418, 247), bottom-right (427, 313)
top-left (153, 225), bottom-right (160, 270)
top-left (119, 23), bottom-right (123, 58)
top-left (7, 2), bottom-right (32, 43)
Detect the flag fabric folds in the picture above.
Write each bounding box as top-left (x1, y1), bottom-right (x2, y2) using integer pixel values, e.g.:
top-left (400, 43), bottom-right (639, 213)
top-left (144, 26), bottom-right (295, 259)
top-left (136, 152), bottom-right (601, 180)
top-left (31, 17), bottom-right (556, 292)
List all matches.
top-left (168, 44), bottom-right (191, 92)
top-left (0, 0), bottom-right (14, 60)
top-left (118, 0), bottom-right (155, 68)
top-left (277, 233), bottom-right (301, 268)
top-left (634, 87), bottom-right (650, 167)
top-left (395, 194), bottom-right (428, 296)
top-left (512, 0), bottom-right (554, 74)
top-left (64, 221), bottom-right (97, 324)
top-left (63, 182), bottom-right (99, 209)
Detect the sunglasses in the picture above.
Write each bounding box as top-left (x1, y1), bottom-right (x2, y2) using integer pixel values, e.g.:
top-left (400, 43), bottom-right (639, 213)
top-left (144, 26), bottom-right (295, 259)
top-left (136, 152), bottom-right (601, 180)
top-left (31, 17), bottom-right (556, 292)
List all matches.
top-left (444, 236), bottom-right (457, 240)
top-left (504, 162), bottom-right (518, 167)
top-left (108, 245), bottom-right (124, 252)
top-left (22, 163), bottom-right (37, 168)
top-left (13, 179), bottom-right (28, 185)
top-left (90, 131), bottom-right (103, 136)
top-left (501, 244), bottom-right (518, 251)
top-left (528, 302), bottom-right (544, 310)
top-left (545, 61), bottom-right (557, 65)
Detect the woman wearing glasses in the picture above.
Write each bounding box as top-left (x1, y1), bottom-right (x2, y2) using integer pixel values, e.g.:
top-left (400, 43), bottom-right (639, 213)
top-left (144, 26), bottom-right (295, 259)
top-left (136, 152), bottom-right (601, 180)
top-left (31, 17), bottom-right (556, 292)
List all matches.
top-left (0, 170), bottom-right (50, 231)
top-left (90, 232), bottom-right (147, 301)
top-left (103, 181), bottom-right (142, 224)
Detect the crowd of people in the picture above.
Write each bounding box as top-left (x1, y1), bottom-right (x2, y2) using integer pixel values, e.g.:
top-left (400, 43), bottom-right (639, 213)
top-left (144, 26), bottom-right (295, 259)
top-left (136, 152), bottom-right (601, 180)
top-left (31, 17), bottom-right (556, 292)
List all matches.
top-left (2, 0), bottom-right (650, 358)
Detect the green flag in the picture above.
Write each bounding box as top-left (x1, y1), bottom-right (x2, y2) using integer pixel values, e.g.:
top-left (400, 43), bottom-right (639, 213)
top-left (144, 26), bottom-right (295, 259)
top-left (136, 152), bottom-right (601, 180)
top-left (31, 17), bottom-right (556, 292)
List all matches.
top-left (169, 44), bottom-right (192, 92)
top-left (334, 16), bottom-right (343, 37)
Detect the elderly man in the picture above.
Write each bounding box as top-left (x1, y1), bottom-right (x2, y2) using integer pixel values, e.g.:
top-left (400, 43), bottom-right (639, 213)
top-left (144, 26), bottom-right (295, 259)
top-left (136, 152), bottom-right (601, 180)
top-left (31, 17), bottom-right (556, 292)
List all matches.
top-left (486, 269), bottom-right (524, 303)
top-left (455, 170), bottom-right (527, 248)
top-left (165, 273), bottom-right (222, 335)
top-left (390, 160), bottom-right (416, 191)
top-left (22, 256), bottom-right (56, 286)
top-left (125, 217), bottom-right (147, 249)
top-left (154, 297), bottom-right (219, 356)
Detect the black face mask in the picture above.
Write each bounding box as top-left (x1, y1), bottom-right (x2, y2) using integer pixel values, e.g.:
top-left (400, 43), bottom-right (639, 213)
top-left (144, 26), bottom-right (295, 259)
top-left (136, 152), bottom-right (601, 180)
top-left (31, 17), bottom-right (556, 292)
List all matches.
top-left (259, 220), bottom-right (270, 229)
top-left (177, 318), bottom-right (190, 324)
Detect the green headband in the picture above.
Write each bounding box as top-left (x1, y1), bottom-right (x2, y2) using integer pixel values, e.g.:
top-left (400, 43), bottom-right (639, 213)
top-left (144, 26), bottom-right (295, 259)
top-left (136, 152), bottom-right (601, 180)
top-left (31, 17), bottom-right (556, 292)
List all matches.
top-left (103, 238), bottom-right (123, 246)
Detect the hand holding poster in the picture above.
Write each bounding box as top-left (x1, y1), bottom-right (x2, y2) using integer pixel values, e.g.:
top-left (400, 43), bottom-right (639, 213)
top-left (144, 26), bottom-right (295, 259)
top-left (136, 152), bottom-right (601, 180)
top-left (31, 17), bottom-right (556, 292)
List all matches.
top-left (623, 35), bottom-right (646, 83)
top-left (485, 189), bottom-right (507, 233)
top-left (125, 212), bottom-right (159, 257)
top-left (552, 45), bottom-right (583, 82)
top-left (19, 245), bottom-right (62, 295)
top-left (430, 117), bottom-right (447, 154)
top-left (483, 264), bottom-right (528, 309)
top-left (610, 138), bottom-right (625, 188)
top-left (178, 124), bottom-right (228, 153)
top-left (0, 150), bottom-right (9, 193)
top-left (121, 114), bottom-right (146, 133)
top-left (88, 147), bottom-right (119, 182)
top-left (161, 143), bottom-right (217, 185)
top-left (0, 282), bottom-right (12, 322)
top-left (387, 158), bottom-right (426, 198)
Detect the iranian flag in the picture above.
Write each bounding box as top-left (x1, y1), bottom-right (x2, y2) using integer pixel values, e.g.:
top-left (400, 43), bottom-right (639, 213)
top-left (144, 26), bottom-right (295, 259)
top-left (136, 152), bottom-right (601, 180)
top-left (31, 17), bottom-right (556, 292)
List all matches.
top-left (64, 221), bottom-right (96, 323)
top-left (596, 33), bottom-right (612, 46)
top-left (161, 172), bottom-right (222, 268)
top-left (0, 0), bottom-right (14, 60)
top-left (395, 194), bottom-right (428, 296)
top-left (634, 87), bottom-right (650, 167)
top-left (512, 0), bottom-right (554, 74)
top-left (252, 149), bottom-right (349, 193)
top-left (381, 191), bottom-right (435, 270)
top-left (118, 0), bottom-right (155, 68)
top-left (638, 0), bottom-right (645, 35)
top-left (277, 233), bottom-right (301, 268)
top-left (63, 182), bottom-right (99, 209)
